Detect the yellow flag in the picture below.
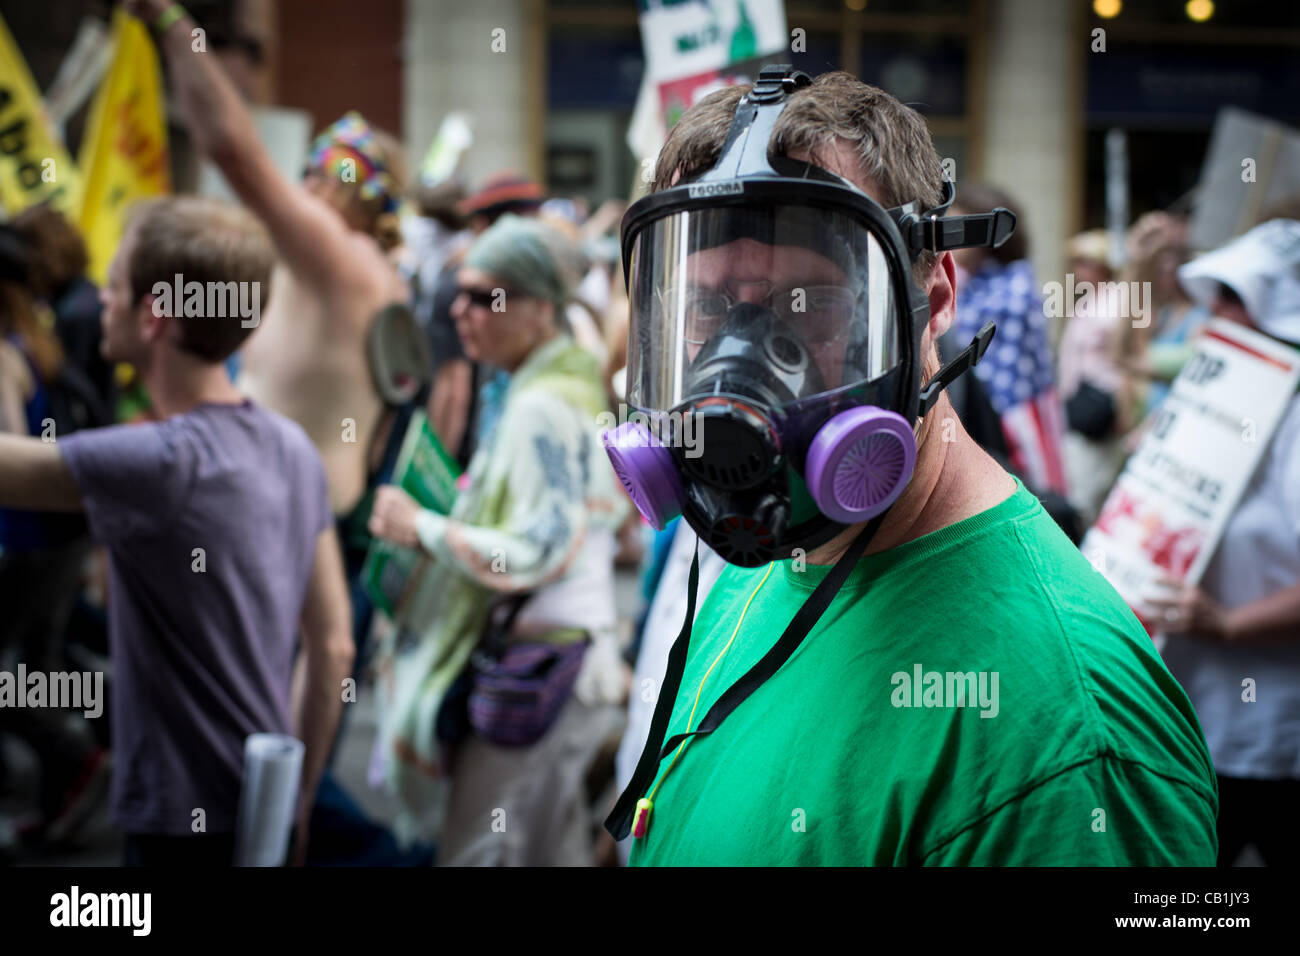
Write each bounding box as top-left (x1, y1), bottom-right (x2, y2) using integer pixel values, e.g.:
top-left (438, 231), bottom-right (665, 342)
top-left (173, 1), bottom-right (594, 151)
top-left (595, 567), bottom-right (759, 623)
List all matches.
top-left (0, 13), bottom-right (82, 216)
top-left (77, 10), bottom-right (169, 283)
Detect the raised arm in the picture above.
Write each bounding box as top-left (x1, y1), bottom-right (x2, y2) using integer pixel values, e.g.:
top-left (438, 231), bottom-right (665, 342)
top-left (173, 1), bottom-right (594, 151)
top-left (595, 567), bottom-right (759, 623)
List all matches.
top-left (124, 0), bottom-right (361, 288)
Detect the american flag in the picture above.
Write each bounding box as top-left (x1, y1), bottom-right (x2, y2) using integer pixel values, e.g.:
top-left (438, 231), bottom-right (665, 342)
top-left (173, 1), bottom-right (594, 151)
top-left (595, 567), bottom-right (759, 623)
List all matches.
top-left (953, 259), bottom-right (1069, 496)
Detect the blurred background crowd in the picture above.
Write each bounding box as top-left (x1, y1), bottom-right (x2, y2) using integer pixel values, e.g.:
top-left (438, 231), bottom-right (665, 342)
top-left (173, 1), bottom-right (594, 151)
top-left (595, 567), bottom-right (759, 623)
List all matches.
top-left (1, 0), bottom-right (1298, 866)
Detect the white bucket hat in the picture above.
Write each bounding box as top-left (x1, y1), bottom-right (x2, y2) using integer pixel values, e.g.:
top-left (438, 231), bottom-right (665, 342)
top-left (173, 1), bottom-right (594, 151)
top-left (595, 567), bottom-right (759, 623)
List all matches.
top-left (1178, 218), bottom-right (1300, 344)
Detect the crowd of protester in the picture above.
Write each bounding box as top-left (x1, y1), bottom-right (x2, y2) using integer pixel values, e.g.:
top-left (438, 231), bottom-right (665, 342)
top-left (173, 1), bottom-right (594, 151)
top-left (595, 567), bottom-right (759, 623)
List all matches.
top-left (1, 9), bottom-right (1298, 867)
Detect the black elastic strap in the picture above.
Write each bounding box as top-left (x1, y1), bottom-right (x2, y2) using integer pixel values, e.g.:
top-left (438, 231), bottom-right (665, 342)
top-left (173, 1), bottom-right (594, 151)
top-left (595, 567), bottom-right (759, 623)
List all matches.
top-left (892, 200), bottom-right (1017, 260)
top-left (477, 591), bottom-right (533, 662)
top-left (605, 513), bottom-right (885, 841)
top-left (656, 512), bottom-right (884, 756)
top-left (917, 321), bottom-right (997, 418)
top-left (605, 542), bottom-right (702, 840)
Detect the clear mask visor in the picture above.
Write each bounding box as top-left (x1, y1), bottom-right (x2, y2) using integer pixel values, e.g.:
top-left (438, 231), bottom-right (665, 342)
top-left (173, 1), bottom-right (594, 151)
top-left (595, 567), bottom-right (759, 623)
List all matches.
top-left (626, 203), bottom-right (901, 412)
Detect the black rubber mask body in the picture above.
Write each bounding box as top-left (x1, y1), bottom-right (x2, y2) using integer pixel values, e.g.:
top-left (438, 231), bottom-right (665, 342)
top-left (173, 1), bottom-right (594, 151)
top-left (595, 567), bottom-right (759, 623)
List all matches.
top-left (669, 302), bottom-right (836, 565)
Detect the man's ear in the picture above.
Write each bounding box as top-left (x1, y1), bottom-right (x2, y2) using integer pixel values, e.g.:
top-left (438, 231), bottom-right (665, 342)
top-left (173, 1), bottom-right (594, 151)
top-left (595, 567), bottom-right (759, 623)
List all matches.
top-left (138, 294), bottom-right (168, 345)
top-left (924, 251), bottom-right (958, 342)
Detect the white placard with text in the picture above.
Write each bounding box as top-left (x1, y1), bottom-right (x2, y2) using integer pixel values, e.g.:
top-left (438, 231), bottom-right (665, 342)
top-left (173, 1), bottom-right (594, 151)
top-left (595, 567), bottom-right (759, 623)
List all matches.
top-left (1082, 319), bottom-right (1300, 628)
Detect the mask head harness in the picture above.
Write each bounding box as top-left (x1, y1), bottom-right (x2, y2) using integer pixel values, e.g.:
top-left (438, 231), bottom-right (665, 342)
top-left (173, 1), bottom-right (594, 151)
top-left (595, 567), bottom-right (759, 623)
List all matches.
top-left (605, 65), bottom-right (1014, 566)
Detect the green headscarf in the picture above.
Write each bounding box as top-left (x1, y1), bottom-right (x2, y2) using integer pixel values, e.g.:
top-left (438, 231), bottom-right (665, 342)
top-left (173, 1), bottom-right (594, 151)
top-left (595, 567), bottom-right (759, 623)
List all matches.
top-left (463, 214), bottom-right (576, 308)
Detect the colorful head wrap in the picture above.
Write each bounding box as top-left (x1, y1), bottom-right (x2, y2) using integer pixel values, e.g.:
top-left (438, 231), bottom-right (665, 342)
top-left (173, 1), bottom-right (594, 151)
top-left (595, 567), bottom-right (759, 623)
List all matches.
top-left (307, 111), bottom-right (401, 213)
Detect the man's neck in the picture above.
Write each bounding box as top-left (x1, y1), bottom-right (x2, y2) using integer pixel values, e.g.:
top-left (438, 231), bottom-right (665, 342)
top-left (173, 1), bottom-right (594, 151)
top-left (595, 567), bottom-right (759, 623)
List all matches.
top-left (142, 350), bottom-right (244, 419)
top-left (805, 394), bottom-right (1016, 566)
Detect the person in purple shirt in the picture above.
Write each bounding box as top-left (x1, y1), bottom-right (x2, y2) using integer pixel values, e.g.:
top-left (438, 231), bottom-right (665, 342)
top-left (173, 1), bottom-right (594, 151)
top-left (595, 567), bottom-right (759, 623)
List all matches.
top-left (0, 196), bottom-right (354, 866)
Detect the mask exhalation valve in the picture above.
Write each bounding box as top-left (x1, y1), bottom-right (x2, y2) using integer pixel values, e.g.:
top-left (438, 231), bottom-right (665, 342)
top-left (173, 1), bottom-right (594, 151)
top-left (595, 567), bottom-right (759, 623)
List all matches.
top-left (706, 495), bottom-right (788, 566)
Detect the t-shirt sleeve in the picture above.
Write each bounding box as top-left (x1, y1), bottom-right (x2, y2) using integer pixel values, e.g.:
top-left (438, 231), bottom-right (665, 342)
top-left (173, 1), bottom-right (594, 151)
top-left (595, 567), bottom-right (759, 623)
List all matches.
top-left (920, 756), bottom-right (1218, 866)
top-left (289, 423), bottom-right (333, 538)
top-left (58, 420), bottom-right (194, 544)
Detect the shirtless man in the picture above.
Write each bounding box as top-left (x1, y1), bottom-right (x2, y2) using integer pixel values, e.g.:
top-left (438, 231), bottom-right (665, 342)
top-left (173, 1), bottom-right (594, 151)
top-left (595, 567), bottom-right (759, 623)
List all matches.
top-left (127, 0), bottom-right (408, 517)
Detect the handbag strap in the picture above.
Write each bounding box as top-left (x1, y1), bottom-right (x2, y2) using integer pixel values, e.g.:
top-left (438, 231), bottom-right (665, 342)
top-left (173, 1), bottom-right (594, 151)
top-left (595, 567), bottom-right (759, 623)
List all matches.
top-left (479, 591), bottom-right (534, 662)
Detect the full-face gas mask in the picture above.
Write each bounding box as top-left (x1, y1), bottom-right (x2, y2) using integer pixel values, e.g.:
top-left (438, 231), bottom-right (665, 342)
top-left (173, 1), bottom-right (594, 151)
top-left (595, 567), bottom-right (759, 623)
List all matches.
top-left (604, 67), bottom-right (1020, 843)
top-left (603, 65), bottom-right (1015, 567)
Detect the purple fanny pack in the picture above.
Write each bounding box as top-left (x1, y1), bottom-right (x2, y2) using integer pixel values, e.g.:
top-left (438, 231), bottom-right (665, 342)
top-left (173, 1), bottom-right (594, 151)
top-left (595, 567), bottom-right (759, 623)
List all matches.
top-left (468, 639), bottom-right (589, 747)
top-left (465, 592), bottom-right (589, 747)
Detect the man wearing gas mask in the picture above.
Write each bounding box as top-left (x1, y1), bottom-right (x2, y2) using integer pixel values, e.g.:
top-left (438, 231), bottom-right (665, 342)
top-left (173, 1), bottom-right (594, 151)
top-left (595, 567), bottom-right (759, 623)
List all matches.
top-left (604, 68), bottom-right (1217, 865)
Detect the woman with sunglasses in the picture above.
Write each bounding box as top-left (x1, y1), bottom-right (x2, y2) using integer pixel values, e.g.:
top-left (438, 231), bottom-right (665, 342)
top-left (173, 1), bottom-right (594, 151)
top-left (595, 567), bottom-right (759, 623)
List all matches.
top-left (366, 214), bottom-right (628, 865)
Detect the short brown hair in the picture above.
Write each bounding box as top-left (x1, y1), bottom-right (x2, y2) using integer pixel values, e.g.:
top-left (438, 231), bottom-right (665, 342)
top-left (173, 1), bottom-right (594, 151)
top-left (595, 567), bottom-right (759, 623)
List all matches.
top-left (126, 196), bottom-right (274, 363)
top-left (652, 71), bottom-right (946, 278)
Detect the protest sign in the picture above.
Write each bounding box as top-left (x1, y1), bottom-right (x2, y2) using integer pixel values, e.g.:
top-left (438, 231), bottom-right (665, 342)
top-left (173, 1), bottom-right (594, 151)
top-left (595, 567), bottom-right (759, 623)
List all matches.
top-left (362, 410), bottom-right (462, 619)
top-left (628, 0), bottom-right (787, 165)
top-left (1082, 319), bottom-right (1300, 632)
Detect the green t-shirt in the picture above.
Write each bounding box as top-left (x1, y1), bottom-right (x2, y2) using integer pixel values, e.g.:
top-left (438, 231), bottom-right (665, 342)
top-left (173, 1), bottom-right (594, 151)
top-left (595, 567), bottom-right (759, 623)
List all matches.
top-left (629, 480), bottom-right (1218, 866)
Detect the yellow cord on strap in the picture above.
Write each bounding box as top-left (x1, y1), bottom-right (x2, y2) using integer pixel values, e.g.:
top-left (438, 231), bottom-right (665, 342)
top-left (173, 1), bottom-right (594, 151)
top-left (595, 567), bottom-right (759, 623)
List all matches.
top-left (642, 561), bottom-right (775, 816)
